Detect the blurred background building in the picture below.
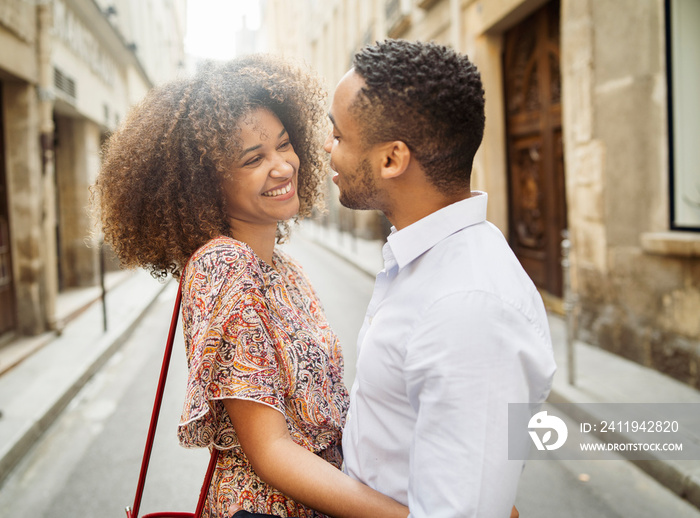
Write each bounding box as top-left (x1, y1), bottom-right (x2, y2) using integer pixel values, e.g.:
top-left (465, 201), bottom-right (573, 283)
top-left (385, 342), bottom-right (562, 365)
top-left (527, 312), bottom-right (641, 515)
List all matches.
top-left (261, 0), bottom-right (700, 389)
top-left (1, 0), bottom-right (698, 393)
top-left (0, 0), bottom-right (186, 341)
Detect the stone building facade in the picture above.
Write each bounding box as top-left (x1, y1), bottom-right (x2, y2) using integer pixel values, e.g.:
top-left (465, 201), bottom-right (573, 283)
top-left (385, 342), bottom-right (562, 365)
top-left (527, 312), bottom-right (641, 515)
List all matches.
top-left (261, 0), bottom-right (700, 388)
top-left (0, 0), bottom-right (186, 342)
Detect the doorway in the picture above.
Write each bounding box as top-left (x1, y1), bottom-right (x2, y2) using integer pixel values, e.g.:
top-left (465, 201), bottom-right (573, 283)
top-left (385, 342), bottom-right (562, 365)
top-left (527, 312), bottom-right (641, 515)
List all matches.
top-left (503, 0), bottom-right (567, 297)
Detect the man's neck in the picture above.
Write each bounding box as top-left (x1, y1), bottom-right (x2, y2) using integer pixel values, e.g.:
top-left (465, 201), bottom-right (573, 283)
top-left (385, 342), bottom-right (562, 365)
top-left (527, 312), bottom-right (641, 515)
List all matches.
top-left (386, 187), bottom-right (472, 231)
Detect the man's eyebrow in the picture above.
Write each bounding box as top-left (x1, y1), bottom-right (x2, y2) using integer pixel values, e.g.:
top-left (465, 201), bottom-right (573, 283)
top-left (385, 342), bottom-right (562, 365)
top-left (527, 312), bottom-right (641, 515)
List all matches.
top-left (241, 128), bottom-right (288, 157)
top-left (328, 112), bottom-right (341, 134)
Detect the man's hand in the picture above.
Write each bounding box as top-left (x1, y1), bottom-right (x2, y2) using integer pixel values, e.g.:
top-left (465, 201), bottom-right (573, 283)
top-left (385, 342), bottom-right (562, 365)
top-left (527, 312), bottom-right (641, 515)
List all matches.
top-left (510, 505), bottom-right (519, 518)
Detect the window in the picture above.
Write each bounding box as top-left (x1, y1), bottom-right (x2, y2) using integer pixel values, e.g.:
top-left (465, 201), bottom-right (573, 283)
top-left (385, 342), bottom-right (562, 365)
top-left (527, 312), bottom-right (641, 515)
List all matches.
top-left (667, 0), bottom-right (700, 230)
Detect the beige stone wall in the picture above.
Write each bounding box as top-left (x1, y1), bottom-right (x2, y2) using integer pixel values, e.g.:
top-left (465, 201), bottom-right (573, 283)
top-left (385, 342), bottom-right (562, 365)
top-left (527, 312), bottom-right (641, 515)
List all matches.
top-left (560, 0), bottom-right (608, 283)
top-left (0, 2), bottom-right (59, 335)
top-left (0, 0), bottom-right (37, 83)
top-left (0, 0), bottom-right (187, 339)
top-left (560, 0), bottom-right (700, 387)
top-left (3, 83), bottom-right (45, 335)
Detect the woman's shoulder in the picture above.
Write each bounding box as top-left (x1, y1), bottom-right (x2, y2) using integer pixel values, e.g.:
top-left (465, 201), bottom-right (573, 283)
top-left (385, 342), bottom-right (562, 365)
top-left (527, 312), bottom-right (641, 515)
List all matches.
top-left (187, 236), bottom-right (262, 282)
top-left (192, 236), bottom-right (254, 260)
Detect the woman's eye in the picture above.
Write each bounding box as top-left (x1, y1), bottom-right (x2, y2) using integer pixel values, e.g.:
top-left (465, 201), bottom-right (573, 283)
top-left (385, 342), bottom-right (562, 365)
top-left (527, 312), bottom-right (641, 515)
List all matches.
top-left (244, 156), bottom-right (262, 166)
top-left (278, 140), bottom-right (292, 150)
top-left (333, 135), bottom-right (340, 143)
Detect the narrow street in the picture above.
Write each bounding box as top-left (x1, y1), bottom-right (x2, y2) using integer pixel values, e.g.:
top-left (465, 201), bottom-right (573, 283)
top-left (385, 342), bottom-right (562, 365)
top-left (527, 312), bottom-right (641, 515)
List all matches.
top-left (0, 233), bottom-right (698, 517)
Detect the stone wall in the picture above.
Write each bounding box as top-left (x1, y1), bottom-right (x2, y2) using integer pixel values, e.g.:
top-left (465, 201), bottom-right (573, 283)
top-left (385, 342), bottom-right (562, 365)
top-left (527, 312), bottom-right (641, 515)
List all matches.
top-left (3, 84), bottom-right (45, 335)
top-left (0, 0), bottom-right (36, 82)
top-left (562, 0), bottom-right (700, 387)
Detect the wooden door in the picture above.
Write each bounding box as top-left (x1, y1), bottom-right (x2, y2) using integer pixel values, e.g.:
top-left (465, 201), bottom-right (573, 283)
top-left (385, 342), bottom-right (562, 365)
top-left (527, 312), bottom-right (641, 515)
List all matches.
top-left (503, 0), bottom-right (567, 297)
top-left (0, 83), bottom-right (16, 335)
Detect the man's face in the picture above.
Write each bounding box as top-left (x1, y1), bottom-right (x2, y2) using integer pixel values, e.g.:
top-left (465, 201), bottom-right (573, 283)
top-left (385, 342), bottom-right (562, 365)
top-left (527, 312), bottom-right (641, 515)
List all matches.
top-left (324, 70), bottom-right (381, 210)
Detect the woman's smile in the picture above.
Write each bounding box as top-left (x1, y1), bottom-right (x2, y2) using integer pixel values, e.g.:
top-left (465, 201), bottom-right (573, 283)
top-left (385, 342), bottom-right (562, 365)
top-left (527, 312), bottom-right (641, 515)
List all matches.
top-left (262, 179), bottom-right (295, 198)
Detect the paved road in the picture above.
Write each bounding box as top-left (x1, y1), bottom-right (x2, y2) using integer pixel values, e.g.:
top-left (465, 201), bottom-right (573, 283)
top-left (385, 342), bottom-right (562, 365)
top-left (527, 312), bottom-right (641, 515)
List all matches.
top-left (0, 233), bottom-right (698, 517)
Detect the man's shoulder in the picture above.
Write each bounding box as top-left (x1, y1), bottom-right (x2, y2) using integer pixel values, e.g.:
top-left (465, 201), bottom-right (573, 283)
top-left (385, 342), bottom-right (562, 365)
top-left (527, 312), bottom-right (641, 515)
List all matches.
top-left (403, 222), bottom-right (541, 311)
top-left (417, 221), bottom-right (523, 282)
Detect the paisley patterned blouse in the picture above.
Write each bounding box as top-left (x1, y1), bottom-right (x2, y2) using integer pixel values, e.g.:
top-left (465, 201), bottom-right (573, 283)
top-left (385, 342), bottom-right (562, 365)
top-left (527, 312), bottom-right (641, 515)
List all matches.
top-left (178, 237), bottom-right (349, 517)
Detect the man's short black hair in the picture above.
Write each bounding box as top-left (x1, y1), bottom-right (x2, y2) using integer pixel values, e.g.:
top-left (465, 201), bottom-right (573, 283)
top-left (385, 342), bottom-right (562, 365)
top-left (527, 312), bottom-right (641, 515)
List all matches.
top-left (352, 39), bottom-right (485, 192)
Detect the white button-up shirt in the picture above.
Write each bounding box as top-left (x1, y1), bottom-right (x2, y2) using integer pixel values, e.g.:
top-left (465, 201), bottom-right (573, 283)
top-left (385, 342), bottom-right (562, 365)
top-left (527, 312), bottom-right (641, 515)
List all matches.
top-left (343, 192), bottom-right (556, 517)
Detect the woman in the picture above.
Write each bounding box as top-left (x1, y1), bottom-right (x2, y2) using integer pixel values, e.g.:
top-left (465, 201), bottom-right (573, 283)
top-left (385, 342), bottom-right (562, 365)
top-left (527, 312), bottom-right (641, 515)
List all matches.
top-left (94, 56), bottom-right (408, 518)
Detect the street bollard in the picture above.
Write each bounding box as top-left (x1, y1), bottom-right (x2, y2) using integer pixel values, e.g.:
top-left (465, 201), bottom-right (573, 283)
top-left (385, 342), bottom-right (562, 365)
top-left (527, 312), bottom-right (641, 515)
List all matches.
top-left (99, 237), bottom-right (108, 332)
top-left (561, 229), bottom-right (576, 386)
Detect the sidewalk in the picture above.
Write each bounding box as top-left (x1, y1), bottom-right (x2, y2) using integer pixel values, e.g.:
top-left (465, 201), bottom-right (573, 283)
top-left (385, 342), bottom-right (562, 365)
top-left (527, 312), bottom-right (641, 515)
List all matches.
top-left (0, 269), bottom-right (170, 486)
top-left (299, 221), bottom-right (700, 510)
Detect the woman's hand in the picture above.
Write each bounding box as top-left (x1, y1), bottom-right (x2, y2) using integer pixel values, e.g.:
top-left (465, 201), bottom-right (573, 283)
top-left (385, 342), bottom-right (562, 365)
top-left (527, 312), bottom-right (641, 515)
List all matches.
top-left (511, 505), bottom-right (519, 518)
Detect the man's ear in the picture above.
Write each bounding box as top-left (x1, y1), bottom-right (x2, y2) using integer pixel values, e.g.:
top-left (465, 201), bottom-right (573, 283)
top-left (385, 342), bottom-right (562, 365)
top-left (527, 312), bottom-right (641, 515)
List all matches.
top-left (377, 141), bottom-right (411, 180)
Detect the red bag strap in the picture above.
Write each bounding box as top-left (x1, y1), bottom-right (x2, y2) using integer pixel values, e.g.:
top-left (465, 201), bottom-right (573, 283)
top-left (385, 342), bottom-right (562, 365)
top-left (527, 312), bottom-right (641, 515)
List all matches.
top-left (126, 275), bottom-right (220, 518)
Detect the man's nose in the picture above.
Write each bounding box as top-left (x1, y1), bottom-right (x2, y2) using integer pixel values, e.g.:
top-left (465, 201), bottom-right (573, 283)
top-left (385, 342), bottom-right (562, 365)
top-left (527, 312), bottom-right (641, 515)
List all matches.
top-left (323, 131), bottom-right (333, 153)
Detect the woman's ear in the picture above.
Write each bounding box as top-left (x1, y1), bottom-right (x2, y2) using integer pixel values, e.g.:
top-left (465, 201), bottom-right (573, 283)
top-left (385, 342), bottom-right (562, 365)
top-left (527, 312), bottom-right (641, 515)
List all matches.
top-left (377, 141), bottom-right (411, 180)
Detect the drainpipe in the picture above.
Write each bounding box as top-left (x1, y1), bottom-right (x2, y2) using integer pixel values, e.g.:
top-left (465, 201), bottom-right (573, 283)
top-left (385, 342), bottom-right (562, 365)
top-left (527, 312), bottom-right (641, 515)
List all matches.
top-left (37, 0), bottom-right (59, 332)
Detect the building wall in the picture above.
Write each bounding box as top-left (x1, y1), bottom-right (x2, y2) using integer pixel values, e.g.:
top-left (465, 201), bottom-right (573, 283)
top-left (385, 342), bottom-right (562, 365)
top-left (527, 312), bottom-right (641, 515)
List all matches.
top-left (0, 1), bottom-right (38, 83)
top-left (0, 0), bottom-right (187, 339)
top-left (560, 0), bottom-right (700, 386)
top-left (93, 0), bottom-right (187, 87)
top-left (261, 0), bottom-right (700, 388)
top-left (3, 82), bottom-right (44, 335)
top-left (0, 2), bottom-right (39, 336)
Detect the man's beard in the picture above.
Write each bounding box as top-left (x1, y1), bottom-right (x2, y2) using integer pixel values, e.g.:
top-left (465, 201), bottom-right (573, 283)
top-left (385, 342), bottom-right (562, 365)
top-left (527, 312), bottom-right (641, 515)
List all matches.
top-left (338, 158), bottom-right (380, 210)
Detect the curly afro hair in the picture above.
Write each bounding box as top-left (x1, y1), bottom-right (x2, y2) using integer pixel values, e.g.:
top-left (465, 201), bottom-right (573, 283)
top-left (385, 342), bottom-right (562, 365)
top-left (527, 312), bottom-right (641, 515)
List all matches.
top-left (351, 39), bottom-right (485, 193)
top-left (93, 54), bottom-right (328, 279)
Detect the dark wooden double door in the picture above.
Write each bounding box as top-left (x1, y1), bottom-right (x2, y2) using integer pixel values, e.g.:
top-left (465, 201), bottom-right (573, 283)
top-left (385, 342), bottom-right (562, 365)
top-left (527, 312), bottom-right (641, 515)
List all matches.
top-left (503, 0), bottom-right (567, 297)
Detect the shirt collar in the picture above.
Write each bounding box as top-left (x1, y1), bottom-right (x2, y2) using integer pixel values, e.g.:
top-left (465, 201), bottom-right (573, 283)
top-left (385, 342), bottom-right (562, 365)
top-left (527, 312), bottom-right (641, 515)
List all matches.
top-left (386, 191), bottom-right (488, 270)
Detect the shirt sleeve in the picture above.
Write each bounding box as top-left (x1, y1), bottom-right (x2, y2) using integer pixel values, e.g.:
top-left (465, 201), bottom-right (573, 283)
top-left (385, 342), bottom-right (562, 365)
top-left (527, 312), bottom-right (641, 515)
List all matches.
top-left (403, 290), bottom-right (553, 517)
top-left (178, 242), bottom-right (285, 449)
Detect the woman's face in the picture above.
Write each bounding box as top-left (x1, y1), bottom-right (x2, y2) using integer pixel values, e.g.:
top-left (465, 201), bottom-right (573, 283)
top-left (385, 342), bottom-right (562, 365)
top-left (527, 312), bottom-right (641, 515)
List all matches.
top-left (222, 108), bottom-right (300, 231)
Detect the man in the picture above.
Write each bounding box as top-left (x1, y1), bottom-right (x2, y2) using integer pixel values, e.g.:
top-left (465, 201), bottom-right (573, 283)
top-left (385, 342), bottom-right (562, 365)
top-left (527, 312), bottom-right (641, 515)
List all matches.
top-left (324, 40), bottom-right (556, 517)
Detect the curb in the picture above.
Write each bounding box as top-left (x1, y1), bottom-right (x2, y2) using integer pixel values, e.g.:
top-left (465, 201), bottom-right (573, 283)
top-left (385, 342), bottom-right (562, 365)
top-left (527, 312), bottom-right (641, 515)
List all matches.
top-left (548, 388), bottom-right (700, 510)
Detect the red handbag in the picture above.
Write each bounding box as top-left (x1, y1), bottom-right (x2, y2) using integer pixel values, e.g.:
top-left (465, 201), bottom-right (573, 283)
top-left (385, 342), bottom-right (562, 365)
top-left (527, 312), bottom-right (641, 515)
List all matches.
top-left (126, 276), bottom-right (220, 518)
